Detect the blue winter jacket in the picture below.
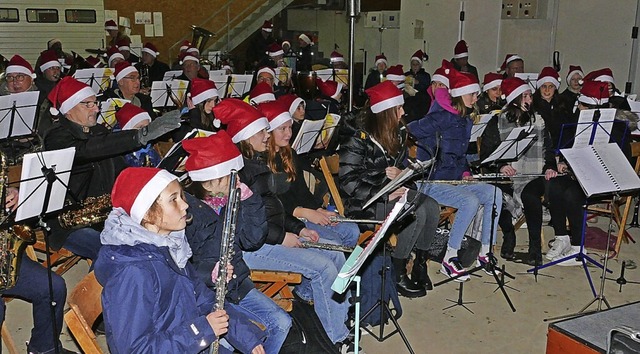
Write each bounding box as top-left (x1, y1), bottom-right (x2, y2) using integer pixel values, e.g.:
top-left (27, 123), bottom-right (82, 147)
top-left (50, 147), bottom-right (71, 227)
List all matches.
top-left (94, 212), bottom-right (266, 354)
top-left (408, 99), bottom-right (473, 180)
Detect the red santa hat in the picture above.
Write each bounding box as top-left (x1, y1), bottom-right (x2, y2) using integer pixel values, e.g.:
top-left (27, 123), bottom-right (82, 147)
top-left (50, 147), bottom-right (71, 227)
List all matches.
top-left (366, 80), bottom-right (404, 114)
top-left (410, 50), bottom-right (426, 63)
top-left (453, 40), bottom-right (469, 59)
top-left (256, 66), bottom-right (276, 80)
top-left (500, 77), bottom-right (531, 104)
top-left (330, 51), bottom-right (344, 63)
top-left (499, 54), bottom-right (523, 72)
top-left (249, 81), bottom-right (276, 104)
top-left (566, 65), bottom-right (584, 83)
top-left (258, 100), bottom-right (293, 132)
top-left (47, 76), bottom-right (96, 116)
top-left (179, 40), bottom-right (191, 52)
top-left (267, 43), bottom-right (284, 57)
top-left (578, 80), bottom-right (610, 106)
top-left (537, 67), bottom-right (560, 89)
top-left (262, 20), bottom-right (273, 33)
top-left (316, 78), bottom-right (343, 100)
top-left (385, 65), bottom-right (405, 82)
top-left (115, 103), bottom-right (151, 130)
top-left (179, 51), bottom-right (199, 65)
top-left (6, 55), bottom-right (36, 78)
top-left (432, 59), bottom-right (454, 88)
top-left (142, 42), bottom-right (159, 58)
top-left (183, 131), bottom-right (244, 181)
top-left (374, 54), bottom-right (387, 67)
top-left (448, 69), bottom-right (480, 97)
top-left (104, 19), bottom-right (118, 31)
top-left (114, 61), bottom-right (137, 82)
top-left (482, 72), bottom-right (503, 92)
top-left (39, 50), bottom-right (61, 73)
top-left (116, 38), bottom-right (131, 52)
top-left (85, 55), bottom-right (103, 68)
top-left (214, 98), bottom-right (269, 143)
top-left (111, 167), bottom-right (178, 224)
top-left (106, 46), bottom-right (125, 67)
top-left (277, 93), bottom-right (304, 116)
top-left (582, 68), bottom-right (614, 85)
top-left (298, 34), bottom-right (312, 45)
top-left (186, 46), bottom-right (200, 56)
top-left (189, 78), bottom-right (219, 106)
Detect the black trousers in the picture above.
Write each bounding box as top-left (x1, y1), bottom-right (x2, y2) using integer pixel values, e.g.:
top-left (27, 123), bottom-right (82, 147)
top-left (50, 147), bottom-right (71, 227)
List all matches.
top-left (389, 190), bottom-right (440, 260)
top-left (548, 175), bottom-right (586, 246)
top-left (521, 177), bottom-right (547, 257)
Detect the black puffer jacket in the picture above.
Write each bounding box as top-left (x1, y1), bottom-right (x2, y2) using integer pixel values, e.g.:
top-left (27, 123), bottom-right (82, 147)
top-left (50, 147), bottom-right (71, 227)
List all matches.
top-left (184, 191), bottom-right (266, 304)
top-left (239, 155), bottom-right (305, 245)
top-left (339, 129), bottom-right (408, 221)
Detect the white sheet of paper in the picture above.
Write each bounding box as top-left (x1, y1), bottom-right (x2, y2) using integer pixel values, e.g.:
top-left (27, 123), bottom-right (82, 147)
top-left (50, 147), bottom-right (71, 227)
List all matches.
top-left (0, 91), bottom-right (40, 138)
top-left (150, 80), bottom-right (189, 108)
top-left (469, 114), bottom-right (494, 142)
top-left (97, 98), bottom-right (130, 128)
top-left (73, 68), bottom-right (113, 95)
top-left (15, 148), bottom-right (75, 222)
top-left (481, 125), bottom-right (535, 164)
top-left (291, 119), bottom-right (325, 154)
top-left (144, 24), bottom-right (154, 37)
top-left (573, 108), bottom-right (616, 148)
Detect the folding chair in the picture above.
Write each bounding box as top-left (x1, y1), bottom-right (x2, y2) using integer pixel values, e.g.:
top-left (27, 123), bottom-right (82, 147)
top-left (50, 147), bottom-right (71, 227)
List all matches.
top-left (64, 272), bottom-right (104, 354)
top-left (250, 270), bottom-right (302, 312)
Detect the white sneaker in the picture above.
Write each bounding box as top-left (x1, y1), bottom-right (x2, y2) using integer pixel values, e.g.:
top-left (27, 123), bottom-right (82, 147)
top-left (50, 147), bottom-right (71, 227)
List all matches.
top-left (553, 246), bottom-right (582, 266)
top-left (542, 208), bottom-right (551, 223)
top-left (545, 235), bottom-right (571, 260)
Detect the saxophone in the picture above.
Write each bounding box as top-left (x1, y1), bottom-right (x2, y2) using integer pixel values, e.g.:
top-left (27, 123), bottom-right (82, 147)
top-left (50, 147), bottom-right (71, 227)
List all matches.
top-left (211, 170), bottom-right (240, 354)
top-left (58, 194), bottom-right (112, 229)
top-left (0, 152), bottom-right (35, 291)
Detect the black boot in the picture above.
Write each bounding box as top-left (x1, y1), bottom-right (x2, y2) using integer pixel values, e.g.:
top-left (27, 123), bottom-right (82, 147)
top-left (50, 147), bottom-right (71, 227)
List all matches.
top-left (411, 249), bottom-right (433, 290)
top-left (391, 257), bottom-right (426, 298)
top-left (500, 230), bottom-right (516, 260)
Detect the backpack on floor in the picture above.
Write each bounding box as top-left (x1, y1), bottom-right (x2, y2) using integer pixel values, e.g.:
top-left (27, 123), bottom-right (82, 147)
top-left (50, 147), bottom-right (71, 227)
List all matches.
top-left (359, 254), bottom-right (403, 327)
top-left (279, 298), bottom-right (340, 354)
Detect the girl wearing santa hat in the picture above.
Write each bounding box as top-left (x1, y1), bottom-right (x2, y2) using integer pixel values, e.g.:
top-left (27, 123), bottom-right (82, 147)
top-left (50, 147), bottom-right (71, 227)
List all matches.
top-left (258, 99), bottom-right (360, 248)
top-left (214, 99), bottom-right (352, 348)
top-left (408, 68), bottom-right (503, 282)
top-left (114, 103), bottom-right (162, 167)
top-left (94, 167), bottom-right (266, 353)
top-left (340, 80), bottom-right (440, 297)
top-left (181, 131), bottom-right (291, 354)
top-left (186, 77), bottom-right (221, 131)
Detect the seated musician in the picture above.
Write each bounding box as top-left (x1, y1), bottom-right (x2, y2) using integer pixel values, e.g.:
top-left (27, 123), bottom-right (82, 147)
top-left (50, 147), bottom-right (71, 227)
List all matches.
top-left (101, 61), bottom-right (155, 121)
top-left (94, 167), bottom-right (266, 354)
top-left (182, 132), bottom-right (291, 354)
top-left (257, 99), bottom-right (360, 247)
top-left (214, 99), bottom-right (353, 351)
top-left (134, 42), bottom-right (170, 84)
top-left (252, 66), bottom-right (287, 99)
top-left (105, 46), bottom-right (125, 68)
top-left (339, 81), bottom-right (440, 297)
top-left (34, 49), bottom-right (62, 97)
top-left (408, 68), bottom-right (502, 282)
top-left (276, 93), bottom-right (305, 144)
top-left (113, 103), bottom-right (161, 167)
top-left (546, 80), bottom-right (638, 265)
top-left (364, 54), bottom-right (387, 90)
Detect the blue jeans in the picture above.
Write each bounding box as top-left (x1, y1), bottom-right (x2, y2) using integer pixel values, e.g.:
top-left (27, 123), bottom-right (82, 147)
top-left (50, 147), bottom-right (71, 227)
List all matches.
top-left (243, 243), bottom-right (349, 344)
top-left (64, 227), bottom-right (102, 262)
top-left (237, 288), bottom-right (291, 354)
top-left (304, 221), bottom-right (360, 247)
top-left (420, 182), bottom-right (502, 249)
top-left (1, 255), bottom-right (67, 353)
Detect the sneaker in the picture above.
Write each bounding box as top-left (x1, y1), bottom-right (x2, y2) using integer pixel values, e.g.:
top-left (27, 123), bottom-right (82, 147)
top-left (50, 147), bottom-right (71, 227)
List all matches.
top-left (441, 257), bottom-right (470, 282)
top-left (476, 255), bottom-right (502, 276)
top-left (553, 246), bottom-right (582, 266)
top-left (338, 338), bottom-right (366, 354)
top-left (542, 207), bottom-right (551, 223)
top-left (545, 235), bottom-right (571, 260)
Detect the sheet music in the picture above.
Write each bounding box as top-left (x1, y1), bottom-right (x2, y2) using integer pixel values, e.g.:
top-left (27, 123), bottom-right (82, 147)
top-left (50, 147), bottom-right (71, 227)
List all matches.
top-left (515, 72), bottom-right (538, 92)
top-left (337, 193), bottom-right (407, 279)
top-left (224, 74), bottom-right (253, 98)
top-left (469, 114), bottom-right (494, 142)
top-left (291, 119), bottom-right (325, 154)
top-left (315, 68), bottom-right (349, 85)
top-left (73, 68), bottom-right (113, 94)
top-left (573, 108), bottom-right (616, 147)
top-left (274, 67), bottom-right (291, 84)
top-left (315, 113), bottom-right (341, 148)
top-left (97, 98), bottom-right (130, 127)
top-left (162, 70), bottom-right (182, 81)
top-left (150, 80), bottom-right (189, 108)
top-left (362, 162), bottom-right (429, 210)
top-left (0, 91), bottom-right (40, 138)
top-left (561, 143), bottom-right (640, 197)
top-left (481, 125), bottom-right (535, 165)
top-left (208, 69), bottom-right (226, 77)
top-left (15, 147), bottom-right (75, 222)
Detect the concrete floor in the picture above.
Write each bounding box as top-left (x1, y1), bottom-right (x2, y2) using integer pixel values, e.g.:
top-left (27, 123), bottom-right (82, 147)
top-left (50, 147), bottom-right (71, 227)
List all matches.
top-left (3, 222), bottom-right (640, 354)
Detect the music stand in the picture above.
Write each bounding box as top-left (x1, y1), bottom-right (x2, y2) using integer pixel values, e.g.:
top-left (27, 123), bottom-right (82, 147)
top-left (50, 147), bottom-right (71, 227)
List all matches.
top-left (332, 194), bottom-right (413, 354)
top-left (291, 119), bottom-right (325, 154)
top-left (0, 91), bottom-right (40, 165)
top-left (469, 114), bottom-right (494, 144)
top-left (13, 147), bottom-right (76, 354)
top-left (150, 80), bottom-right (189, 110)
top-left (223, 74), bottom-right (252, 98)
top-left (73, 68), bottom-right (113, 95)
top-left (162, 70), bottom-right (182, 81)
top-left (97, 98), bottom-right (129, 129)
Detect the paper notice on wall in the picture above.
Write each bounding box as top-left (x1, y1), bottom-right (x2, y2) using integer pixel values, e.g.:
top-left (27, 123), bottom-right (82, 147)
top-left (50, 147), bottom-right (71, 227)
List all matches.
top-left (135, 12), bottom-right (152, 24)
top-left (144, 24), bottom-right (155, 37)
top-left (104, 10), bottom-right (117, 23)
top-left (119, 16), bottom-right (130, 28)
top-left (153, 12), bottom-right (164, 37)
top-left (414, 19), bottom-right (424, 39)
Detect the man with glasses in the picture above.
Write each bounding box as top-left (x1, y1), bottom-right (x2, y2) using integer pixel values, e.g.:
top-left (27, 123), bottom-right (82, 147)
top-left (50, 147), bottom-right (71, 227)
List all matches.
top-left (102, 61), bottom-right (155, 119)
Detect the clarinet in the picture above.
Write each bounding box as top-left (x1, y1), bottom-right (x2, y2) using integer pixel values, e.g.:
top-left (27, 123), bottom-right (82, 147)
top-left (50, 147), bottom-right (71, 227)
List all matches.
top-left (211, 170), bottom-right (240, 354)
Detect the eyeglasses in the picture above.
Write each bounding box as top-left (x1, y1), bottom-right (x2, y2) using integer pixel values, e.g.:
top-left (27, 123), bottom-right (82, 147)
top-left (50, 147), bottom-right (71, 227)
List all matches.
top-left (79, 100), bottom-right (100, 109)
top-left (122, 75), bottom-right (140, 81)
top-left (6, 74), bottom-right (29, 83)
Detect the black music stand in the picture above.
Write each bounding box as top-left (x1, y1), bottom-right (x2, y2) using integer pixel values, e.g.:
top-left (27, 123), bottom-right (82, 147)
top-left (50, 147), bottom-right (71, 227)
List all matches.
top-left (150, 80), bottom-right (189, 111)
top-left (290, 119), bottom-right (325, 154)
top-left (0, 91), bottom-right (40, 164)
top-left (13, 147), bottom-right (77, 354)
top-left (73, 68), bottom-right (111, 95)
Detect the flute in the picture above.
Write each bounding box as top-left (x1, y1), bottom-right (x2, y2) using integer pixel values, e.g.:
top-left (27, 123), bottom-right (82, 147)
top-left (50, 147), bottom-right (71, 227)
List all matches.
top-left (423, 179), bottom-right (513, 185)
top-left (301, 242), bottom-right (355, 253)
top-left (473, 173), bottom-right (567, 179)
top-left (297, 216), bottom-right (383, 224)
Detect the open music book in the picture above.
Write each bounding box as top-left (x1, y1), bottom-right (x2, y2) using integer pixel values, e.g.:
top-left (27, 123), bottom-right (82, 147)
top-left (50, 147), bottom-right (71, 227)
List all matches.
top-left (469, 114), bottom-right (494, 142)
top-left (561, 143), bottom-right (640, 197)
top-left (481, 125), bottom-right (536, 165)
